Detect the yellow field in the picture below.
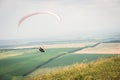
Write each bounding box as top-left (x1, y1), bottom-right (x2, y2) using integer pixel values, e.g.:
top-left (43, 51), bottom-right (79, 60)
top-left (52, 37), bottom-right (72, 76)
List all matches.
top-left (0, 52), bottom-right (23, 59)
top-left (44, 42), bottom-right (96, 48)
top-left (15, 42), bottom-right (96, 49)
top-left (75, 43), bottom-right (120, 54)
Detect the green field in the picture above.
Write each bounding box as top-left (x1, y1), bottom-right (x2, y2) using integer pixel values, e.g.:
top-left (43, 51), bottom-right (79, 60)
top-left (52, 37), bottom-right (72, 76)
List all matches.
top-left (0, 48), bottom-right (118, 80)
top-left (41, 54), bottom-right (117, 68)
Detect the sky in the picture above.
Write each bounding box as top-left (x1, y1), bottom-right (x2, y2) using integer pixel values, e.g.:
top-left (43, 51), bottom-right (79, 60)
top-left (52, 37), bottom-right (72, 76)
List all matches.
top-left (0, 0), bottom-right (120, 40)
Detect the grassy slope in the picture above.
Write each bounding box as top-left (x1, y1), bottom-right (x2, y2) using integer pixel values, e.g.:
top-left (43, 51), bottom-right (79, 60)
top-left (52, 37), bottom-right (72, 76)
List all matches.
top-left (26, 55), bottom-right (120, 80)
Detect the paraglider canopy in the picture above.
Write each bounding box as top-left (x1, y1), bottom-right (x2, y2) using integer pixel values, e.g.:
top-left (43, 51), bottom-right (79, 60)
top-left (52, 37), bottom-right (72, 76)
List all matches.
top-left (18, 11), bottom-right (61, 26)
top-left (39, 47), bottom-right (45, 52)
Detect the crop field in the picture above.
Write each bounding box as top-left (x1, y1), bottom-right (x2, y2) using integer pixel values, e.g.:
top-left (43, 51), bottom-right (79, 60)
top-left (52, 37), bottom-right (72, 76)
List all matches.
top-left (0, 48), bottom-right (79, 80)
top-left (75, 43), bottom-right (120, 54)
top-left (0, 48), bottom-right (76, 79)
top-left (0, 44), bottom-right (119, 80)
top-left (40, 54), bottom-right (117, 68)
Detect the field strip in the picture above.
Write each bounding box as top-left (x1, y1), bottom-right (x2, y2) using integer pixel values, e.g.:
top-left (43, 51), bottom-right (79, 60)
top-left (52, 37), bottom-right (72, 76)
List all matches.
top-left (75, 43), bottom-right (120, 54)
top-left (0, 53), bottom-right (23, 60)
top-left (23, 43), bottom-right (100, 76)
top-left (68, 43), bottom-right (100, 53)
top-left (22, 52), bottom-right (67, 76)
top-left (15, 43), bottom-right (96, 49)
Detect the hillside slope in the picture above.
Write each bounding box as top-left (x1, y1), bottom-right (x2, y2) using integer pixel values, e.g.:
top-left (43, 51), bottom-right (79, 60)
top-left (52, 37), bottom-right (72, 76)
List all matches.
top-left (25, 55), bottom-right (120, 80)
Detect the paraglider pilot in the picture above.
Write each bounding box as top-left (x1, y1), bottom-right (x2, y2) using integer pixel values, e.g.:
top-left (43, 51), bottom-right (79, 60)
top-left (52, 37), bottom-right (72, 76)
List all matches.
top-left (39, 47), bottom-right (45, 52)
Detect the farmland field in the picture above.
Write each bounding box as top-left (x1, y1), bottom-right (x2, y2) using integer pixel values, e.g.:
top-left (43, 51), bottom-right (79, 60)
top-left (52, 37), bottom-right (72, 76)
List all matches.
top-left (0, 43), bottom-right (119, 80)
top-left (40, 54), bottom-right (117, 68)
top-left (75, 43), bottom-right (120, 54)
top-left (0, 48), bottom-right (78, 80)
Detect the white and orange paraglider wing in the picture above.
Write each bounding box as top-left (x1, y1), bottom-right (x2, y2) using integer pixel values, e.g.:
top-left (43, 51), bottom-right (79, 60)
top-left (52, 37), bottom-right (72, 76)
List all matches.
top-left (18, 11), bottom-right (61, 26)
top-left (18, 12), bottom-right (40, 26)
